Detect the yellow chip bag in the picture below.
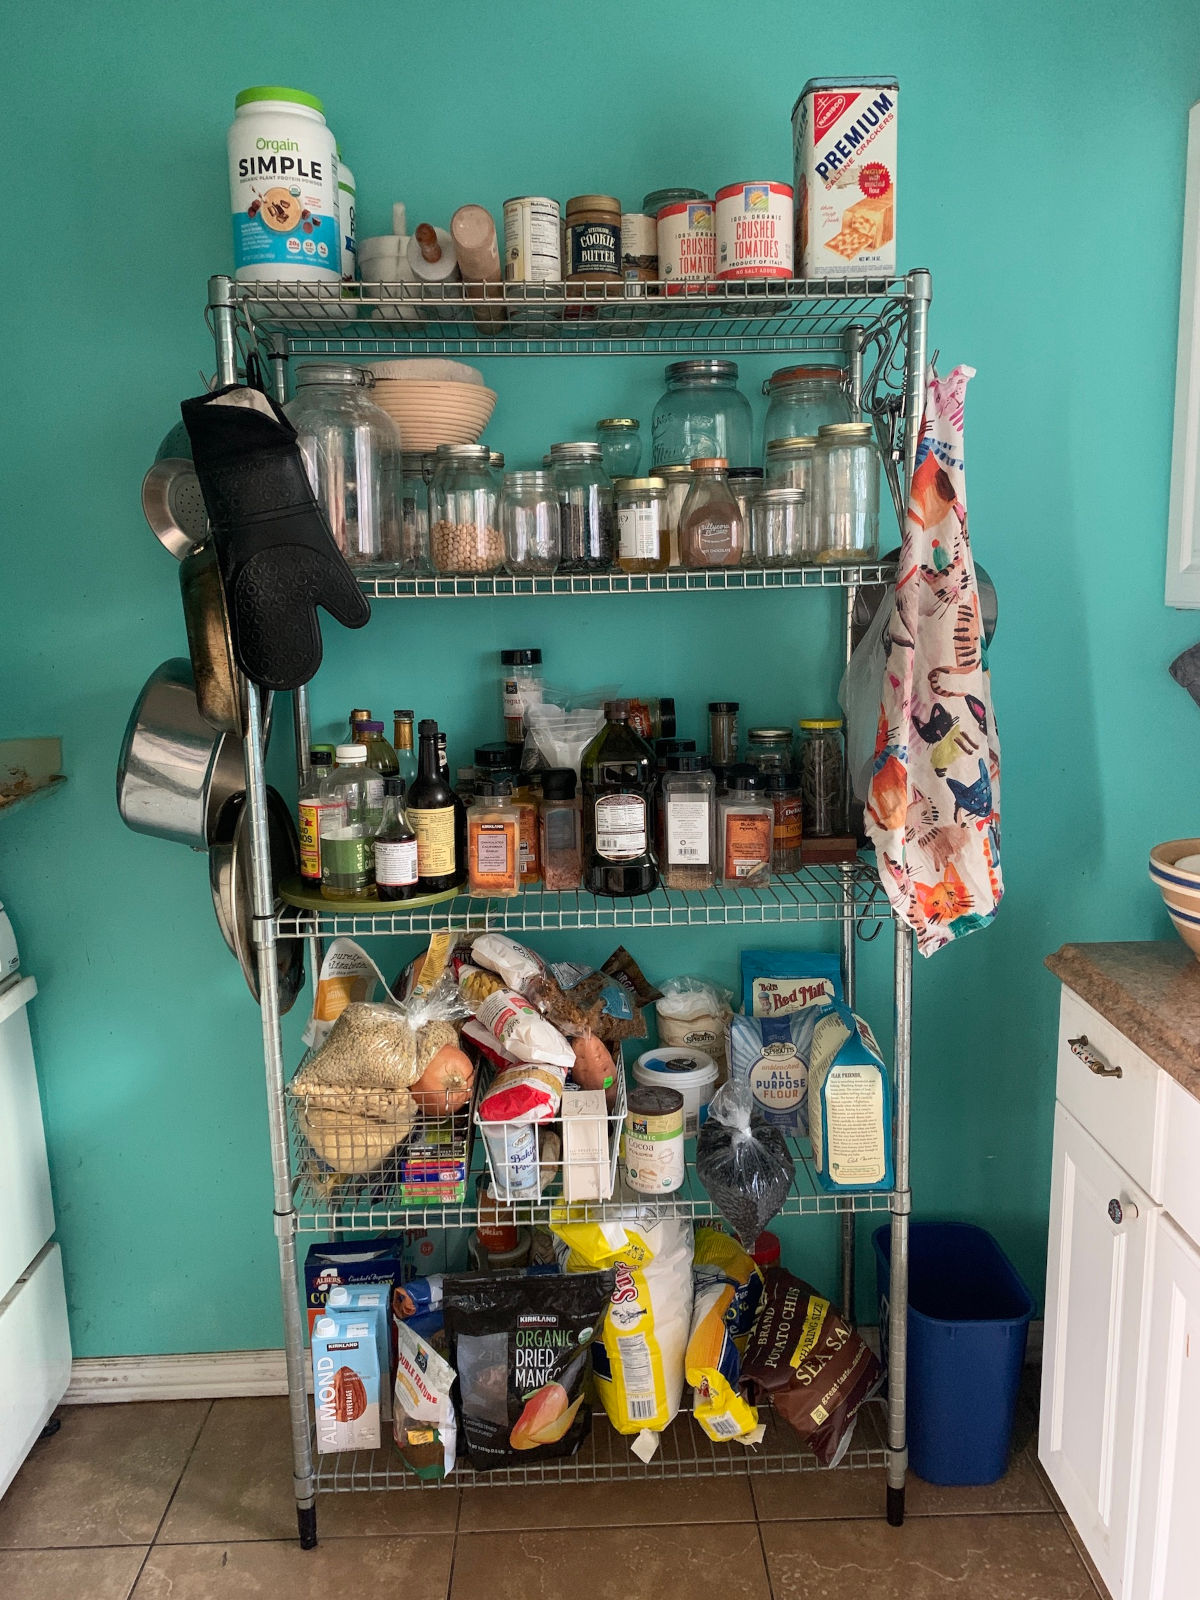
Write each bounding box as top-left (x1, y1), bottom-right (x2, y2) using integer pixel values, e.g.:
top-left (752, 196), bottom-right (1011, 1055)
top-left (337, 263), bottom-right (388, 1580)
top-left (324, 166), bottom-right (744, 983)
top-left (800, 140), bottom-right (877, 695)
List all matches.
top-left (685, 1227), bottom-right (764, 1443)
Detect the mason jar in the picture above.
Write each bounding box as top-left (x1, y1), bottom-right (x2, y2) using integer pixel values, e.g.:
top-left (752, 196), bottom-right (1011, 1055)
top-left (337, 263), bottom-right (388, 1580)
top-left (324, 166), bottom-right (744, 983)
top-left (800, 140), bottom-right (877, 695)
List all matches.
top-left (761, 364), bottom-right (850, 465)
top-left (658, 463), bottom-right (693, 567)
top-left (746, 726), bottom-right (795, 777)
top-left (501, 471), bottom-right (561, 576)
top-left (596, 418), bottom-right (642, 479)
top-left (798, 717), bottom-right (847, 837)
top-left (398, 451), bottom-right (432, 574)
top-left (727, 468), bottom-right (764, 561)
top-left (286, 363), bottom-right (403, 568)
top-left (764, 435), bottom-right (816, 495)
top-left (614, 476), bottom-right (668, 573)
top-left (549, 441), bottom-right (614, 572)
top-left (813, 422), bottom-right (881, 563)
top-left (651, 359), bottom-right (753, 469)
top-left (429, 444), bottom-right (504, 574)
top-left (751, 487), bottom-right (809, 567)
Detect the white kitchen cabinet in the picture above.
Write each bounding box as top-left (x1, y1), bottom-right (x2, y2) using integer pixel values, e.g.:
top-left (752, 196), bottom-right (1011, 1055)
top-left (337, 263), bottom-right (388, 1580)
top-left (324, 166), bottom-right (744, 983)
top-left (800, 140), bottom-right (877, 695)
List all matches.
top-left (1040, 1103), bottom-right (1154, 1600)
top-left (1042, 980), bottom-right (1200, 1600)
top-left (1130, 1216), bottom-right (1200, 1600)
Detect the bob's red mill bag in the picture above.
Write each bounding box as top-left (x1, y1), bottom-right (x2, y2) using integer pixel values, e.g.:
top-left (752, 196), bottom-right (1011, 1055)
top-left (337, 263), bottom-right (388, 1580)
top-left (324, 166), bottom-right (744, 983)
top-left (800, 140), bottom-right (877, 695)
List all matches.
top-left (739, 1266), bottom-right (882, 1465)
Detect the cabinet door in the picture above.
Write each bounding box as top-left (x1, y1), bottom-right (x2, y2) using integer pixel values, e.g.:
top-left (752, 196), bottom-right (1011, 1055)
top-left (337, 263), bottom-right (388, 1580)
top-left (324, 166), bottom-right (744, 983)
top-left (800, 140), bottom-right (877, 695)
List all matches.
top-left (1039, 1103), bottom-right (1153, 1600)
top-left (1129, 1215), bottom-right (1200, 1600)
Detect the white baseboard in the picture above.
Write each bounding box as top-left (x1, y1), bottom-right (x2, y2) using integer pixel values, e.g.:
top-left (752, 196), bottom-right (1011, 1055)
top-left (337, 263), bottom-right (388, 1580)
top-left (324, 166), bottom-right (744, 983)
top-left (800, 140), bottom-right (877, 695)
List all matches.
top-left (64, 1349), bottom-right (289, 1404)
top-left (61, 1320), bottom-right (1043, 1405)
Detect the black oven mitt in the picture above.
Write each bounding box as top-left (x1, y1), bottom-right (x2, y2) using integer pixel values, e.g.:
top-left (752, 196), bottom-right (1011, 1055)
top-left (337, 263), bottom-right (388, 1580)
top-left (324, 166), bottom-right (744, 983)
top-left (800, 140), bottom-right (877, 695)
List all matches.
top-left (181, 385), bottom-right (370, 691)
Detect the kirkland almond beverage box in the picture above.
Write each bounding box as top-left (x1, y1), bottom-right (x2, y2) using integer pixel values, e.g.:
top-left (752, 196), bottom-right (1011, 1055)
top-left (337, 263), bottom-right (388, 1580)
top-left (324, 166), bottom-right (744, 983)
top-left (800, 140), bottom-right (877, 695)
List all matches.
top-left (792, 78), bottom-right (898, 276)
top-left (312, 1312), bottom-right (382, 1452)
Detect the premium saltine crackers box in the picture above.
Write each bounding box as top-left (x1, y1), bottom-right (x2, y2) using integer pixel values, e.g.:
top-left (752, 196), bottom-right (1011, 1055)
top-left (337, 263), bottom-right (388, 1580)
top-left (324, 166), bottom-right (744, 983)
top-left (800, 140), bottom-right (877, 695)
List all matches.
top-left (792, 78), bottom-right (898, 277)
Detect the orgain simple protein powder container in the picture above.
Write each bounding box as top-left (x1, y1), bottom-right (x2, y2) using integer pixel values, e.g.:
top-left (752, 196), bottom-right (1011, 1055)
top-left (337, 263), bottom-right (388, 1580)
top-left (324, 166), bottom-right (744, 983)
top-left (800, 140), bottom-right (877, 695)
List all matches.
top-left (228, 86), bottom-right (340, 284)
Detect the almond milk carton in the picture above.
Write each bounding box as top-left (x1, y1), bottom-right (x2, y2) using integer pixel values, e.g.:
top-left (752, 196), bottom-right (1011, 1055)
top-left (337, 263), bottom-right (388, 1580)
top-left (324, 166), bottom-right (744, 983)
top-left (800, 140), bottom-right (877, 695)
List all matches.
top-left (312, 1313), bottom-right (381, 1452)
top-left (792, 78), bottom-right (898, 276)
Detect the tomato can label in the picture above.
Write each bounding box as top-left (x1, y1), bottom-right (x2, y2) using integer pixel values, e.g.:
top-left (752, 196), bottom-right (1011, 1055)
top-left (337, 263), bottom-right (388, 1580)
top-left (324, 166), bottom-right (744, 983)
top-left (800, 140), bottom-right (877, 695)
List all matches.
top-left (716, 182), bottom-right (794, 279)
top-left (657, 199), bottom-right (714, 293)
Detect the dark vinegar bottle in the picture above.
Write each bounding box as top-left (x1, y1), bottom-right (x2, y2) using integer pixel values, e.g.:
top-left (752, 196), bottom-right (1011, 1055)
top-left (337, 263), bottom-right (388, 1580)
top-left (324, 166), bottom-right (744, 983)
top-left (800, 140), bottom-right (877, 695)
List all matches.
top-left (407, 720), bottom-right (464, 893)
top-left (582, 699), bottom-right (659, 896)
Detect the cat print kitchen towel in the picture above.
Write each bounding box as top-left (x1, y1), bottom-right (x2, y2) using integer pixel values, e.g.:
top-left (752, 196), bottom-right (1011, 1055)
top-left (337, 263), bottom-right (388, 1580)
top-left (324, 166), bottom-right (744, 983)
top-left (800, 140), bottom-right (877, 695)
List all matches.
top-left (865, 364), bottom-right (1002, 955)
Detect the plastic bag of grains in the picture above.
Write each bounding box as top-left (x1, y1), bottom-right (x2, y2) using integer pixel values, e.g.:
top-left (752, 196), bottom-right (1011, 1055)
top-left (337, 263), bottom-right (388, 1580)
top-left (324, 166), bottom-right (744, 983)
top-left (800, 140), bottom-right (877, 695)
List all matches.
top-left (695, 1082), bottom-right (795, 1246)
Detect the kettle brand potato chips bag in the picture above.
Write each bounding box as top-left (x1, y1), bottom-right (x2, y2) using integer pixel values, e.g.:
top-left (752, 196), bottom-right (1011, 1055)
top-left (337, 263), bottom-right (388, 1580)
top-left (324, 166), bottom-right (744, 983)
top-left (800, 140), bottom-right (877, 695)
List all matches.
top-left (443, 1271), bottom-right (614, 1472)
top-left (740, 1266), bottom-right (882, 1466)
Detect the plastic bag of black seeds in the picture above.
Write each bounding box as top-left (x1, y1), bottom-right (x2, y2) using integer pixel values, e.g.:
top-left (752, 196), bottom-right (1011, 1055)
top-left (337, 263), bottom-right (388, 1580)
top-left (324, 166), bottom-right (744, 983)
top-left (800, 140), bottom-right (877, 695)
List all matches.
top-left (696, 1082), bottom-right (796, 1246)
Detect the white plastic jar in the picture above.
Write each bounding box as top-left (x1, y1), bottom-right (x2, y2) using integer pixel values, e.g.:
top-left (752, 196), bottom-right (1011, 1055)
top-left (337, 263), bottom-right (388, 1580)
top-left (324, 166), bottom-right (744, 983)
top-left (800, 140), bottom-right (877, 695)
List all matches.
top-left (336, 149), bottom-right (357, 284)
top-left (228, 86), bottom-right (339, 284)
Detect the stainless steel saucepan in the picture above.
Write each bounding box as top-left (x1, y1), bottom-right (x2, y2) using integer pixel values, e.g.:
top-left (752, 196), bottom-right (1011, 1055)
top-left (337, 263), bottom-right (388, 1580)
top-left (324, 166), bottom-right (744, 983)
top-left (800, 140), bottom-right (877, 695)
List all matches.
top-left (116, 658), bottom-right (245, 850)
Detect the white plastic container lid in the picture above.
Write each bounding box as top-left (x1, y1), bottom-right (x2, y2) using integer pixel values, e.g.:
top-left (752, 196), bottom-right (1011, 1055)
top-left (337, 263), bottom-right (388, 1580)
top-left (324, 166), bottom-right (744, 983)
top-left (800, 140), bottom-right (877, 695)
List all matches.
top-left (632, 1046), bottom-right (718, 1138)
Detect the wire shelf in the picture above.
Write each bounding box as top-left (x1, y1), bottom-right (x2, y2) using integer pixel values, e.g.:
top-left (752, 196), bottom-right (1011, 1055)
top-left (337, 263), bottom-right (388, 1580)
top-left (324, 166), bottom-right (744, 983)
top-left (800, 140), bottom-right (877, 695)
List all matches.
top-left (277, 861), bottom-right (886, 938)
top-left (219, 274), bottom-right (917, 358)
top-left (358, 562), bottom-right (894, 599)
top-left (314, 1402), bottom-right (889, 1491)
top-left (288, 1099), bottom-right (891, 1235)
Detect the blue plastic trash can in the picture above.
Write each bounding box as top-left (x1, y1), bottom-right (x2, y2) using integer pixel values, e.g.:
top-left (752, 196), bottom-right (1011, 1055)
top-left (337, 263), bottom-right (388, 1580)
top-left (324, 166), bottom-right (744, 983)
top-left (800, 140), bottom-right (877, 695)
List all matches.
top-left (873, 1222), bottom-right (1034, 1486)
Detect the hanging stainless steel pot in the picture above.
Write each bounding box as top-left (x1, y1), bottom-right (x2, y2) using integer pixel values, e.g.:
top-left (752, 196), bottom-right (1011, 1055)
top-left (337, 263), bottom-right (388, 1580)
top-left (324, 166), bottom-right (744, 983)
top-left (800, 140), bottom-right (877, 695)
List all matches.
top-left (208, 788), bottom-right (304, 1011)
top-left (116, 658), bottom-right (244, 849)
top-left (180, 541), bottom-right (244, 734)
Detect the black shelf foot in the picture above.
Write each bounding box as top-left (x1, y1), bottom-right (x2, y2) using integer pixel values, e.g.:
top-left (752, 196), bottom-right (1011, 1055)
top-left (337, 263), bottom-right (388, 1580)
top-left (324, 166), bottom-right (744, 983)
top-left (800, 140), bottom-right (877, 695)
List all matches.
top-left (886, 1483), bottom-right (905, 1526)
top-left (298, 1504), bottom-right (318, 1549)
top-left (38, 1416), bottom-right (61, 1442)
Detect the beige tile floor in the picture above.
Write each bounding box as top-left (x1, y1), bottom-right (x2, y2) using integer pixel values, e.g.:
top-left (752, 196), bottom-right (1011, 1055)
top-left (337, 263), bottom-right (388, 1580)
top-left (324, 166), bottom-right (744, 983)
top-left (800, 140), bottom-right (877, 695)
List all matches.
top-left (0, 1381), bottom-right (1110, 1600)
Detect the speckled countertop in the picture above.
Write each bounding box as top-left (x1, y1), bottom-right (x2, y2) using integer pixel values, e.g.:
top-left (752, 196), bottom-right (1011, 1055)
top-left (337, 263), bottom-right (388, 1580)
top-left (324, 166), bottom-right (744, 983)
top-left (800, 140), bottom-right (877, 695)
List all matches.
top-left (1046, 941), bottom-right (1200, 1097)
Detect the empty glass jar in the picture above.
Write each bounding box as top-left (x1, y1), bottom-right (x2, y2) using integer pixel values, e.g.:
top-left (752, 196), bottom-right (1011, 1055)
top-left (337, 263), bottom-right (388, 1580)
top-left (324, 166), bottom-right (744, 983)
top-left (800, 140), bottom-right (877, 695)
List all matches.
top-left (764, 435), bottom-right (816, 494)
top-left (652, 359), bottom-right (753, 469)
top-left (286, 363), bottom-right (403, 568)
top-left (596, 418), bottom-right (642, 479)
top-left (751, 487), bottom-right (809, 566)
top-left (398, 451), bottom-right (432, 574)
top-left (761, 364), bottom-right (850, 465)
top-left (550, 441), bottom-right (614, 572)
top-left (429, 444), bottom-right (504, 574)
top-left (501, 471), bottom-right (561, 575)
top-left (813, 422), bottom-right (881, 563)
top-left (658, 463), bottom-right (693, 566)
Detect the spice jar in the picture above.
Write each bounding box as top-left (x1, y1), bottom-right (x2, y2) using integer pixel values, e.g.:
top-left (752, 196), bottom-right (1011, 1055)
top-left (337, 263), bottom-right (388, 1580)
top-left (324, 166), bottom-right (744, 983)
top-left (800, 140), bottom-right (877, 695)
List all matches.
top-left (539, 767), bottom-right (582, 891)
top-left (708, 702), bottom-right (740, 768)
top-left (512, 770), bottom-right (542, 886)
top-left (652, 360), bottom-right (752, 469)
top-left (718, 767), bottom-right (773, 888)
top-left (658, 463), bottom-right (693, 567)
top-left (661, 755), bottom-right (716, 891)
top-left (764, 770), bottom-right (804, 875)
top-left (627, 697), bottom-right (676, 742)
top-left (798, 718), bottom-right (847, 837)
top-left (761, 365), bottom-right (850, 465)
top-left (565, 194), bottom-right (622, 285)
top-left (597, 418), bottom-right (642, 479)
top-left (500, 648), bottom-right (544, 743)
top-left (429, 444), bottom-right (504, 574)
top-left (813, 422), bottom-right (882, 563)
top-left (680, 458), bottom-right (745, 568)
top-left (501, 471), bottom-right (561, 576)
top-left (550, 442), bottom-right (614, 572)
top-left (747, 726), bottom-right (795, 777)
top-left (614, 477), bottom-right (668, 573)
top-left (764, 436), bottom-right (816, 493)
top-left (751, 487), bottom-right (809, 567)
top-left (467, 778), bottom-right (521, 898)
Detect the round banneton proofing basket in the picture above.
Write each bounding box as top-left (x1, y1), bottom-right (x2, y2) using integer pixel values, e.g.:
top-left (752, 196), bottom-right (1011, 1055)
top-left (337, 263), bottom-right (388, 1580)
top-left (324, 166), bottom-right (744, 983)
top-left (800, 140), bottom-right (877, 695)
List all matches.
top-left (367, 360), bottom-right (496, 450)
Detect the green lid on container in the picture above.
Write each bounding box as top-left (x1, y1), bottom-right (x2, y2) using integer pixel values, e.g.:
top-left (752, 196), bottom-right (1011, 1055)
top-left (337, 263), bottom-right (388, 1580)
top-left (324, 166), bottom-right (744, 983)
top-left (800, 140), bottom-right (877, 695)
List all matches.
top-left (235, 85), bottom-right (325, 113)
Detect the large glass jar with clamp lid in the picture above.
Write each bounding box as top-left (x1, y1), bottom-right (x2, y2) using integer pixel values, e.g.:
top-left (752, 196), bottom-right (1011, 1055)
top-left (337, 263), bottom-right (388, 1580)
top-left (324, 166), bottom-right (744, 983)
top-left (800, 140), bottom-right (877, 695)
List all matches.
top-left (651, 360), bottom-right (753, 469)
top-left (760, 364), bottom-right (851, 466)
top-left (286, 363), bottom-right (403, 567)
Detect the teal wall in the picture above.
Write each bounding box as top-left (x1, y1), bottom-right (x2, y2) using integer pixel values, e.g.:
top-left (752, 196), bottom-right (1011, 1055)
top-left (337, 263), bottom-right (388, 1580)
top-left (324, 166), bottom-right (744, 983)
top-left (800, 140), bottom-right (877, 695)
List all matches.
top-left (4, 1), bottom-right (1200, 1357)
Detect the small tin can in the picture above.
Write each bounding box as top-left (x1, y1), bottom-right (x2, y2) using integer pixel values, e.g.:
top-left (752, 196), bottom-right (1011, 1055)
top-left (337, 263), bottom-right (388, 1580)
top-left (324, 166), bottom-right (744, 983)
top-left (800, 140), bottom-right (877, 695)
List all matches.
top-left (716, 181), bottom-right (794, 279)
top-left (620, 212), bottom-right (658, 282)
top-left (503, 195), bottom-right (562, 282)
top-left (623, 1085), bottom-right (685, 1194)
top-left (657, 198), bottom-right (715, 294)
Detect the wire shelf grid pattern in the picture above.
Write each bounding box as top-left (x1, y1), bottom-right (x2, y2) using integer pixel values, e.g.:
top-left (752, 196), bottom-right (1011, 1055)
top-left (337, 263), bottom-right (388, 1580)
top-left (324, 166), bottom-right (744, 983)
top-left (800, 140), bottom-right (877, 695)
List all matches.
top-left (358, 562), bottom-right (895, 599)
top-left (277, 861), bottom-right (886, 938)
top-left (314, 1403), bottom-right (888, 1491)
top-left (287, 1096), bottom-right (891, 1234)
top-left (220, 275), bottom-right (914, 359)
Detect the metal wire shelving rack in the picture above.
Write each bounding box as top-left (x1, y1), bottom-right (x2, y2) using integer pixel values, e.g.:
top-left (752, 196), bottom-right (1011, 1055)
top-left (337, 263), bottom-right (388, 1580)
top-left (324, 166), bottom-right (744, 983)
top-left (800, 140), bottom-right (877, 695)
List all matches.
top-left (208, 267), bottom-right (930, 1546)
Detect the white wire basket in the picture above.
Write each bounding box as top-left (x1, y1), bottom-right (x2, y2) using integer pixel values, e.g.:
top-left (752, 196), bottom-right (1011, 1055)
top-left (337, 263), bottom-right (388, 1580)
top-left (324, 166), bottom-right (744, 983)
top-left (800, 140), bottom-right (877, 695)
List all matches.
top-left (475, 1069), bottom-right (627, 1206)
